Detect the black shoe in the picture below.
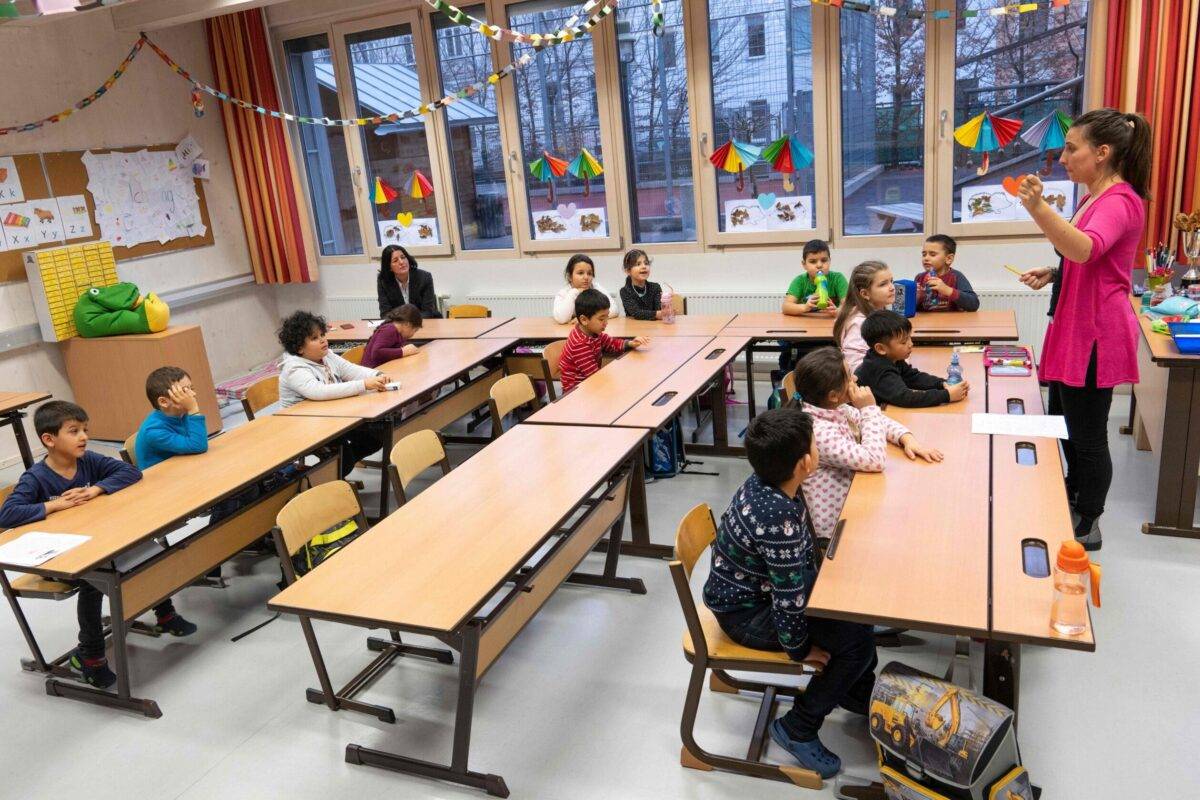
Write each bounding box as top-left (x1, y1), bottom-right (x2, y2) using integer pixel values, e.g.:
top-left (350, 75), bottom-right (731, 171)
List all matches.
top-left (1074, 518), bottom-right (1102, 552)
top-left (68, 649), bottom-right (116, 689)
top-left (154, 613), bottom-right (198, 637)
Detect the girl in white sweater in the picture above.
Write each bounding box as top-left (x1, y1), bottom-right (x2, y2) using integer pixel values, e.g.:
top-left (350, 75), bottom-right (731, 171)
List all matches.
top-left (552, 254), bottom-right (621, 324)
top-left (833, 260), bottom-right (896, 373)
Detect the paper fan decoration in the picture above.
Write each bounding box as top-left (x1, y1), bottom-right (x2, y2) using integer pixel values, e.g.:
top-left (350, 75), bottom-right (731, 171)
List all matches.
top-left (709, 139), bottom-right (762, 193)
top-left (761, 134), bottom-right (814, 193)
top-left (373, 177), bottom-right (398, 205)
top-left (1021, 110), bottom-right (1073, 175)
top-left (529, 151), bottom-right (568, 202)
top-left (953, 110), bottom-right (1023, 175)
top-left (568, 148), bottom-right (604, 197)
top-left (405, 170), bottom-right (435, 212)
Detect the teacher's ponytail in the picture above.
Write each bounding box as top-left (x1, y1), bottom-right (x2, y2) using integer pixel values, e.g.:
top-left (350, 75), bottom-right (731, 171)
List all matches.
top-left (1073, 108), bottom-right (1153, 198)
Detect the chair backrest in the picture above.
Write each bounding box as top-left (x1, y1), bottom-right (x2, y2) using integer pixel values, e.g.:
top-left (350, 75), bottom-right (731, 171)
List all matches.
top-left (670, 293), bottom-right (687, 315)
top-left (541, 339), bottom-right (566, 380)
top-left (782, 370), bottom-right (798, 408)
top-left (388, 429), bottom-right (450, 491)
top-left (674, 503), bottom-right (717, 580)
top-left (491, 373), bottom-right (538, 419)
top-left (342, 344), bottom-right (366, 365)
top-left (242, 375), bottom-right (280, 420)
top-left (275, 480), bottom-right (364, 559)
top-left (448, 304), bottom-right (491, 319)
top-left (120, 432), bottom-right (138, 467)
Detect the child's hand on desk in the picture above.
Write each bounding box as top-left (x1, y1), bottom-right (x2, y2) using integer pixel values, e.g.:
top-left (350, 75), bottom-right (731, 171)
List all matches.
top-left (628, 336), bottom-right (650, 350)
top-left (364, 375), bottom-right (389, 392)
top-left (899, 433), bottom-right (944, 463)
top-left (946, 381), bottom-right (970, 403)
top-left (848, 383), bottom-right (876, 409)
top-left (401, 344), bottom-right (419, 357)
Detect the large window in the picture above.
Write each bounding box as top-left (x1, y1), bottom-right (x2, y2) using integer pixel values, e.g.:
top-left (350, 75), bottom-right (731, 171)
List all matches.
top-left (840, 6), bottom-right (925, 236)
top-left (345, 22), bottom-right (443, 248)
top-left (615, 0), bottom-right (696, 243)
top-left (283, 34), bottom-right (362, 256)
top-left (433, 8), bottom-right (513, 250)
top-left (509, 0), bottom-right (609, 241)
top-left (708, 0), bottom-right (817, 235)
top-left (952, 1), bottom-right (1090, 225)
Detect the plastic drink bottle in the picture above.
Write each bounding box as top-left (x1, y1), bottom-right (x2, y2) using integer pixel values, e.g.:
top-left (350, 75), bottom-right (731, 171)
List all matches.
top-left (945, 351), bottom-right (963, 386)
top-left (660, 287), bottom-right (675, 324)
top-left (1051, 540), bottom-right (1101, 636)
top-left (815, 272), bottom-right (830, 310)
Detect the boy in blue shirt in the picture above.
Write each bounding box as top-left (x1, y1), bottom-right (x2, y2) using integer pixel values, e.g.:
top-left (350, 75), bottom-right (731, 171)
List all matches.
top-left (0, 401), bottom-right (195, 688)
top-left (703, 407), bottom-right (876, 778)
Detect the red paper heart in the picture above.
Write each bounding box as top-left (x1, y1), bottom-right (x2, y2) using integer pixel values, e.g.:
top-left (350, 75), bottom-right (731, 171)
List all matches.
top-left (1002, 175), bottom-right (1022, 196)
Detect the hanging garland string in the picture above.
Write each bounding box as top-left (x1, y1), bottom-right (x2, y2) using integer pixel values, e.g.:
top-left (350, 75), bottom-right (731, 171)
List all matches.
top-left (649, 0), bottom-right (664, 36)
top-left (423, 0), bottom-right (618, 45)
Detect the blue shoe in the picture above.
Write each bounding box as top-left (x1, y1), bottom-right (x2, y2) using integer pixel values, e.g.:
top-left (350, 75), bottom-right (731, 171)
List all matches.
top-left (769, 719), bottom-right (841, 778)
top-left (154, 612), bottom-right (198, 637)
top-left (68, 649), bottom-right (116, 689)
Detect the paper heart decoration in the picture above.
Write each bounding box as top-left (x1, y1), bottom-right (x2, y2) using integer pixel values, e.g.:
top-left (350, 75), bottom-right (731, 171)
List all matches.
top-left (756, 193), bottom-right (777, 212)
top-left (556, 202), bottom-right (577, 219)
top-left (1002, 175), bottom-right (1023, 196)
top-left (396, 212), bottom-right (414, 227)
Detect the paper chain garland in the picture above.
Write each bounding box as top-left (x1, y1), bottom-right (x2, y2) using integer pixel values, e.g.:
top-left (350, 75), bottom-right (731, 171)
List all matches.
top-left (813, 0), bottom-right (1079, 20)
top-left (424, 0), bottom-right (617, 45)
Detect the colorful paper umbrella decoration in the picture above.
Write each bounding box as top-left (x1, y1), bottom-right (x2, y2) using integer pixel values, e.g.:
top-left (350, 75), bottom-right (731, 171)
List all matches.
top-left (709, 139), bottom-right (762, 193)
top-left (405, 170), bottom-right (435, 212)
top-left (953, 110), bottom-right (1023, 175)
top-left (1021, 110), bottom-right (1073, 175)
top-left (568, 148), bottom-right (604, 197)
top-left (529, 151), bottom-right (568, 202)
top-left (373, 177), bottom-right (398, 205)
top-left (761, 134), bottom-right (814, 192)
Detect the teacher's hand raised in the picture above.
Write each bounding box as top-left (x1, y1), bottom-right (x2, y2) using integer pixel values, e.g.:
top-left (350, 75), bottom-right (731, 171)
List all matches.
top-left (1017, 173), bottom-right (1044, 211)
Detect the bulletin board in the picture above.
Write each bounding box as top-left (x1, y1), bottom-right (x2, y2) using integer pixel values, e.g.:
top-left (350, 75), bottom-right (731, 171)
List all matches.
top-left (0, 144), bottom-right (214, 283)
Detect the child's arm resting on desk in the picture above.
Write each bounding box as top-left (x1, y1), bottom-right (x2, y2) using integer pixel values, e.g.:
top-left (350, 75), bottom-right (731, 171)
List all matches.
top-left (141, 413), bottom-right (207, 457)
top-left (282, 363), bottom-right (367, 401)
top-left (815, 405), bottom-right (889, 472)
top-left (87, 451), bottom-right (142, 495)
top-left (0, 472), bottom-right (50, 527)
top-left (873, 365), bottom-right (950, 407)
top-left (598, 332), bottom-right (630, 355)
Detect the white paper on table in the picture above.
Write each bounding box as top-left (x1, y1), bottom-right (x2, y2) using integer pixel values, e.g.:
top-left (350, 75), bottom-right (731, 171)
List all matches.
top-left (971, 413), bottom-right (1068, 439)
top-left (0, 532), bottom-right (90, 567)
top-left (367, 319), bottom-right (385, 328)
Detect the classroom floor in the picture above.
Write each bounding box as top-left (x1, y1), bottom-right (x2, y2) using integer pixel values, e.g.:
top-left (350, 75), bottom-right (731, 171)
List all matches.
top-left (0, 388), bottom-right (1195, 800)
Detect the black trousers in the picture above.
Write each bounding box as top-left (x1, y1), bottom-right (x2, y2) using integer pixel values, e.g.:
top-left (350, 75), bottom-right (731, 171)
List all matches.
top-left (339, 426), bottom-right (387, 478)
top-left (1046, 348), bottom-right (1114, 526)
top-left (715, 605), bottom-right (877, 740)
top-left (77, 583), bottom-right (173, 660)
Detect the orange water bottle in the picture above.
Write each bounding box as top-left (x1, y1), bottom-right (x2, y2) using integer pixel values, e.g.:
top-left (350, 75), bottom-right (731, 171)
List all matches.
top-left (1051, 540), bottom-right (1101, 636)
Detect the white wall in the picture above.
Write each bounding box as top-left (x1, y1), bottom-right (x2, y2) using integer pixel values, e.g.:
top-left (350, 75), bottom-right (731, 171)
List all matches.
top-left (0, 15), bottom-right (282, 459)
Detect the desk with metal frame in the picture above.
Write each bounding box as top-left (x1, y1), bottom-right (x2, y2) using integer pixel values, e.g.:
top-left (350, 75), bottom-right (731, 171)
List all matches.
top-left (0, 391), bottom-right (51, 469)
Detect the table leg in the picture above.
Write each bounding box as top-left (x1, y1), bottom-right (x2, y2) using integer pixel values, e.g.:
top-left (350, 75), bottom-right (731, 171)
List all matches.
top-left (377, 417), bottom-right (395, 521)
top-left (8, 411), bottom-right (35, 469)
top-left (1119, 389), bottom-right (1137, 436)
top-left (0, 571), bottom-right (49, 671)
top-left (983, 639), bottom-right (1020, 723)
top-left (1144, 366), bottom-right (1200, 538)
top-left (620, 456), bottom-right (671, 559)
top-left (712, 379), bottom-right (729, 449)
top-left (745, 347), bottom-right (758, 422)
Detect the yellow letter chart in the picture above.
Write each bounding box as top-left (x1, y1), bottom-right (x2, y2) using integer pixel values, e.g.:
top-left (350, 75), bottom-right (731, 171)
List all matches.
top-left (24, 241), bottom-right (119, 342)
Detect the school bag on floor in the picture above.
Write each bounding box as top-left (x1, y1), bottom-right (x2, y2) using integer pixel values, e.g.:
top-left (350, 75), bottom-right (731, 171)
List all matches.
top-left (645, 418), bottom-right (685, 478)
top-left (291, 516), bottom-right (363, 577)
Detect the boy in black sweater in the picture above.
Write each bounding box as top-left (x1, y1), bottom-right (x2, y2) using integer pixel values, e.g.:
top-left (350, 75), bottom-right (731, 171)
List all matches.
top-left (854, 310), bottom-right (970, 408)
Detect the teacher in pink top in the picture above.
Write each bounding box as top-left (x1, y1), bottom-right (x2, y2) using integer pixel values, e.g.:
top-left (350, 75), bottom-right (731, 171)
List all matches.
top-left (1016, 109), bottom-right (1152, 552)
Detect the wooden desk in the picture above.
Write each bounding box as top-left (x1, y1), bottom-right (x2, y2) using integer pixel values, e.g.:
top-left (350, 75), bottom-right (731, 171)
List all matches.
top-left (1126, 296), bottom-right (1200, 538)
top-left (0, 391), bottom-right (51, 468)
top-left (479, 316), bottom-right (574, 341)
top-left (277, 338), bottom-right (516, 518)
top-left (270, 424), bottom-right (647, 797)
top-left (605, 314), bottom-right (735, 338)
top-left (0, 414), bottom-right (353, 717)
top-left (327, 317), bottom-right (513, 343)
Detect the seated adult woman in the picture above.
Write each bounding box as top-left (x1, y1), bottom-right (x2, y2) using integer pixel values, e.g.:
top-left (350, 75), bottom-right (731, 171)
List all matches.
top-left (377, 244), bottom-right (441, 318)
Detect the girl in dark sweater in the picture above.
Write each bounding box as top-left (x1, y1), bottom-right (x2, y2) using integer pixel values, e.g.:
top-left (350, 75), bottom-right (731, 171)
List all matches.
top-left (619, 249), bottom-right (664, 320)
top-left (362, 304), bottom-right (422, 368)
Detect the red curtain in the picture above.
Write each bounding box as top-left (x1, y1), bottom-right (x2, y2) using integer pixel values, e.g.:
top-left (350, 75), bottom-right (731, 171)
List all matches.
top-left (206, 10), bottom-right (315, 284)
top-left (1103, 0), bottom-right (1200, 258)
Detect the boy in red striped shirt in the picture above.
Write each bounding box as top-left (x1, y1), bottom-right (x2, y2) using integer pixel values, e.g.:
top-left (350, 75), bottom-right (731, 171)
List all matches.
top-left (559, 288), bottom-right (649, 394)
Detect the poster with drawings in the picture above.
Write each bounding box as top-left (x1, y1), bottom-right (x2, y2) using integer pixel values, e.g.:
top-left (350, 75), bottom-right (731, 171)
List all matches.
top-left (723, 195), bottom-right (813, 232)
top-left (531, 205), bottom-right (607, 240)
top-left (1, 203), bottom-right (43, 250)
top-left (82, 149), bottom-right (206, 247)
top-left (55, 195), bottom-right (94, 241)
top-left (960, 179), bottom-right (1075, 222)
top-left (377, 218), bottom-right (440, 247)
top-left (0, 156), bottom-right (23, 203)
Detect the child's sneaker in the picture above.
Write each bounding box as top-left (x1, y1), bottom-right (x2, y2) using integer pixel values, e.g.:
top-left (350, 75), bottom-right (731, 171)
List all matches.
top-left (68, 649), bottom-right (116, 689)
top-left (154, 612), bottom-right (198, 637)
top-left (769, 719), bottom-right (841, 778)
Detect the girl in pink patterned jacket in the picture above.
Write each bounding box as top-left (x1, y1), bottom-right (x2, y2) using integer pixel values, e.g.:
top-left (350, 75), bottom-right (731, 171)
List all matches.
top-left (792, 348), bottom-right (943, 539)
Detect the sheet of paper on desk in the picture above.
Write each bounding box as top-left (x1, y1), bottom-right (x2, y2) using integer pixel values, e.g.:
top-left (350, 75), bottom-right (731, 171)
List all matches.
top-left (0, 532), bottom-right (90, 567)
top-left (971, 413), bottom-right (1068, 439)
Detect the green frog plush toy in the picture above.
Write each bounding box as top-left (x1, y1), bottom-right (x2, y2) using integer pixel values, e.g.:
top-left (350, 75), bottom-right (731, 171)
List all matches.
top-left (73, 282), bottom-right (170, 337)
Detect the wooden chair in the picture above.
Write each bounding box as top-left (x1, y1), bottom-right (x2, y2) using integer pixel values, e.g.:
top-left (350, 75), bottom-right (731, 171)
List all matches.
top-left (538, 339), bottom-right (567, 401)
top-left (241, 375), bottom-right (280, 421)
top-left (670, 504), bottom-right (825, 790)
top-left (341, 344), bottom-right (366, 365)
top-left (671, 293), bottom-right (688, 315)
top-left (487, 373), bottom-right (541, 439)
top-left (447, 304), bottom-right (491, 319)
top-left (781, 370), bottom-right (799, 408)
top-left (272, 480), bottom-right (452, 723)
top-left (120, 431), bottom-right (138, 466)
top-left (387, 429), bottom-right (451, 508)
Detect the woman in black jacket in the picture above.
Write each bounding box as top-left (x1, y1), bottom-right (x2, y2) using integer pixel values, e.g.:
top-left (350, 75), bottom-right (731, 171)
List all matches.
top-left (377, 245), bottom-right (441, 318)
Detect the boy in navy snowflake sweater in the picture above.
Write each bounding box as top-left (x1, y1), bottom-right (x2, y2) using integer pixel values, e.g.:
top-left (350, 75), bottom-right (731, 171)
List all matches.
top-left (703, 407), bottom-right (877, 779)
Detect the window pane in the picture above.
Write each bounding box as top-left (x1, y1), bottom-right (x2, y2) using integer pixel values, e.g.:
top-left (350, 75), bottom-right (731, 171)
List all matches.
top-left (840, 7), bottom-right (925, 236)
top-left (345, 23), bottom-right (443, 248)
top-left (509, 0), bottom-right (608, 241)
top-left (615, 0), bottom-right (696, 243)
top-left (433, 8), bottom-right (513, 250)
top-left (953, 1), bottom-right (1090, 223)
top-left (284, 34), bottom-right (362, 256)
top-left (708, 0), bottom-right (816, 234)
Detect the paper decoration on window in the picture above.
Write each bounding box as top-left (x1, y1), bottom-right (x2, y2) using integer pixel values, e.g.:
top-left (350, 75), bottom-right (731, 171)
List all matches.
top-left (567, 148), bottom-right (604, 197)
top-left (529, 152), bottom-right (569, 203)
top-left (405, 170), bottom-right (434, 212)
top-left (1020, 110), bottom-right (1073, 175)
top-left (650, 0), bottom-right (664, 35)
top-left (709, 139), bottom-right (762, 193)
top-left (961, 179), bottom-right (1074, 222)
top-left (379, 217), bottom-right (439, 247)
top-left (532, 206), bottom-right (607, 240)
top-left (0, 156), bottom-right (24, 203)
top-left (724, 195), bottom-right (813, 232)
top-left (954, 110), bottom-right (1023, 175)
top-left (373, 177), bottom-right (398, 205)
top-left (424, 0), bottom-right (616, 45)
top-left (761, 134), bottom-right (814, 193)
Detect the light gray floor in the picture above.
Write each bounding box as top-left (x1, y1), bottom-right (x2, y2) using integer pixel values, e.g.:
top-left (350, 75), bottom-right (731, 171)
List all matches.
top-left (1, 390), bottom-right (1197, 800)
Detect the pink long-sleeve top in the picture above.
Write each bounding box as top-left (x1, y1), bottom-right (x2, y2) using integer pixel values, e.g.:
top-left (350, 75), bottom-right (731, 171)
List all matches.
top-left (800, 401), bottom-right (909, 539)
top-left (362, 323), bottom-right (413, 368)
top-left (1038, 182), bottom-right (1145, 388)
